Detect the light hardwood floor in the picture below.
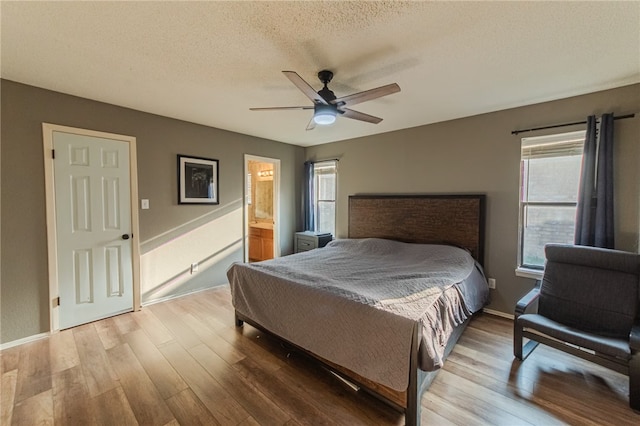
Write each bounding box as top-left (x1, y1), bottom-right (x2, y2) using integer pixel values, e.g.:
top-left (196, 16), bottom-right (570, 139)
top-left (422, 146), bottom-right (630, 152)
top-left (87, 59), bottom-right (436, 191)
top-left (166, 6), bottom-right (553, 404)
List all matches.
top-left (1, 286), bottom-right (637, 425)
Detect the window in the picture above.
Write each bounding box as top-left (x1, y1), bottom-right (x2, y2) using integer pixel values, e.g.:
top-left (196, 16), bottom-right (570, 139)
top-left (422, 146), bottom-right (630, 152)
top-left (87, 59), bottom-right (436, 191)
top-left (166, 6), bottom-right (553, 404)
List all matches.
top-left (313, 161), bottom-right (337, 235)
top-left (518, 130), bottom-right (586, 271)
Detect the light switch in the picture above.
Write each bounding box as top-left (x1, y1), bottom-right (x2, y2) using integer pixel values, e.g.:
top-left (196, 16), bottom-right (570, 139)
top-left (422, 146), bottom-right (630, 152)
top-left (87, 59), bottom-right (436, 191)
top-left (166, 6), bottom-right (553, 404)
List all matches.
top-left (141, 199), bottom-right (150, 209)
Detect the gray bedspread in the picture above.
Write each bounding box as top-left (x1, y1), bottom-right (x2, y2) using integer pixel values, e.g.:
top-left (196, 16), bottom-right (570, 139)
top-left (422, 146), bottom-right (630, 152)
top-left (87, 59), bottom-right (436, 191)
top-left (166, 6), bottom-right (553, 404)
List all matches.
top-left (227, 238), bottom-right (489, 391)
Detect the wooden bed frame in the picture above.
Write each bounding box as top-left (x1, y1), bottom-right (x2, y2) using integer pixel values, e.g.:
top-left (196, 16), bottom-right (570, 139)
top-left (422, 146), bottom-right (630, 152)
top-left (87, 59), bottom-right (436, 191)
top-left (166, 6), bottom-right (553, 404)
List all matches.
top-left (235, 194), bottom-right (486, 425)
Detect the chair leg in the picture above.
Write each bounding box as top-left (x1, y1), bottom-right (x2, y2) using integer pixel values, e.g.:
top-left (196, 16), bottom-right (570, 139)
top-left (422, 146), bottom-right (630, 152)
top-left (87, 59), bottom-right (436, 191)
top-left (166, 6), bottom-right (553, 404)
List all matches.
top-left (630, 351), bottom-right (640, 411)
top-left (514, 319), bottom-right (524, 360)
top-left (514, 319), bottom-right (539, 361)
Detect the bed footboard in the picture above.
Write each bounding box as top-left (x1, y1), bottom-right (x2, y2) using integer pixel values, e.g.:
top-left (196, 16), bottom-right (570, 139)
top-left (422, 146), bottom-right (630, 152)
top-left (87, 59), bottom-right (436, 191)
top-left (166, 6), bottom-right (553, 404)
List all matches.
top-left (234, 309), bottom-right (472, 425)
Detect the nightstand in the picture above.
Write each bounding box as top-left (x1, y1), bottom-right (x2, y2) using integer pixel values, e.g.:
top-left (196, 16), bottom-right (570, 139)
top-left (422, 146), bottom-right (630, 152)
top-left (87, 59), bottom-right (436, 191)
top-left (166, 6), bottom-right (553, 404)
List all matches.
top-left (294, 231), bottom-right (333, 253)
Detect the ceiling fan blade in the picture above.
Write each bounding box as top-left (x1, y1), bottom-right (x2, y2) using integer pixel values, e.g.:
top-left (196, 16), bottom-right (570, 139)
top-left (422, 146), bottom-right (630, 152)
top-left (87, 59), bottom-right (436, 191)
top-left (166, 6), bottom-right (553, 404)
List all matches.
top-left (282, 71), bottom-right (328, 105)
top-left (250, 106), bottom-right (314, 111)
top-left (306, 117), bottom-right (316, 131)
top-left (340, 108), bottom-right (383, 124)
top-left (332, 83), bottom-right (400, 107)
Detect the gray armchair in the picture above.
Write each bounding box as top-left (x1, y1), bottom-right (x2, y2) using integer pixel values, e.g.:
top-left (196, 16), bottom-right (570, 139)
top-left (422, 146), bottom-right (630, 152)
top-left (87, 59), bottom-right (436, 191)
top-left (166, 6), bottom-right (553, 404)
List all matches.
top-left (514, 244), bottom-right (640, 411)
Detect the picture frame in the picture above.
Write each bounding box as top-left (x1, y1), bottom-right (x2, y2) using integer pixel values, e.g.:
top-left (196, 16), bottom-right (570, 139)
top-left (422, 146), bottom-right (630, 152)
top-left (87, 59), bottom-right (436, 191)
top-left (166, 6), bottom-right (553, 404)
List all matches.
top-left (178, 154), bottom-right (219, 204)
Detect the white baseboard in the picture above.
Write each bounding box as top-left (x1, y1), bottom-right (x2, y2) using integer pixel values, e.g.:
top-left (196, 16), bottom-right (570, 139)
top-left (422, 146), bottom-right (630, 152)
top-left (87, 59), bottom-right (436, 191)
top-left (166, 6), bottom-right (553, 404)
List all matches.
top-left (482, 308), bottom-right (514, 320)
top-left (0, 332), bottom-right (50, 351)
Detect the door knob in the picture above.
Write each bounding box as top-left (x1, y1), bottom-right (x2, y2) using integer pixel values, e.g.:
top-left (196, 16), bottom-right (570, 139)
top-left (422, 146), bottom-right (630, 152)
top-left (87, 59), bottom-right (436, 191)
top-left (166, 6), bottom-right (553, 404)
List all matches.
top-left (121, 234), bottom-right (131, 240)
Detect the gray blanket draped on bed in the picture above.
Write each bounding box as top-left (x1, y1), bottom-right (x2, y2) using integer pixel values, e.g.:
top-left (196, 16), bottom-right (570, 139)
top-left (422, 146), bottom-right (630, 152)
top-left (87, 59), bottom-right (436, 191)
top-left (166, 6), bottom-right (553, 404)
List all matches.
top-left (227, 238), bottom-right (486, 391)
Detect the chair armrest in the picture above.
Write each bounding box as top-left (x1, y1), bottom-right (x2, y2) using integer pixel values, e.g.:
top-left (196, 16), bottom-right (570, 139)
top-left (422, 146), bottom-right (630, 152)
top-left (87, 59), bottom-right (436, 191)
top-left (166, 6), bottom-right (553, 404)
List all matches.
top-left (631, 322), bottom-right (640, 352)
top-left (515, 280), bottom-right (541, 317)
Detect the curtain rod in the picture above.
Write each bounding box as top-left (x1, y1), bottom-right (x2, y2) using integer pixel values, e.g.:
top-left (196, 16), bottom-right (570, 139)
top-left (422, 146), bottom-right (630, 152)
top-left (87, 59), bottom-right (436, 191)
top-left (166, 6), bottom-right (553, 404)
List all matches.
top-left (511, 113), bottom-right (636, 136)
top-left (305, 158), bottom-right (340, 164)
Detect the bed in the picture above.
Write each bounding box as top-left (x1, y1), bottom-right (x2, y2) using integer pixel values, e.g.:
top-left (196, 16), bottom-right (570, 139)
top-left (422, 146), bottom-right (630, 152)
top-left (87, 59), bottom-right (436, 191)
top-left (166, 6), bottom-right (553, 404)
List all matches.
top-left (227, 194), bottom-right (489, 425)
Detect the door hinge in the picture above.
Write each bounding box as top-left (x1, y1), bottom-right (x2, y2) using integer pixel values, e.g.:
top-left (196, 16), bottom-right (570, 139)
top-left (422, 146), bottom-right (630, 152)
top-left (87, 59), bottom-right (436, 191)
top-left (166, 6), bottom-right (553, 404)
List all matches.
top-left (53, 297), bottom-right (60, 307)
top-left (52, 149), bottom-right (55, 159)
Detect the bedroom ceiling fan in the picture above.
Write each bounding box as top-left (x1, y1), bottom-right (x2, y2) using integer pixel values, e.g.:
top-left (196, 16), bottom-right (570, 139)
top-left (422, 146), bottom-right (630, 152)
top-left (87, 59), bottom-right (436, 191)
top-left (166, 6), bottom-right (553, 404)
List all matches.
top-left (250, 70), bottom-right (401, 130)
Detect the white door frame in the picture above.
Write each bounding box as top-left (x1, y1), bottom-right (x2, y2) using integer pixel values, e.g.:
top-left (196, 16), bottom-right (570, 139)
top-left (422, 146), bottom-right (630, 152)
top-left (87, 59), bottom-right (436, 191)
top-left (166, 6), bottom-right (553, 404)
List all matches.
top-left (244, 154), bottom-right (281, 261)
top-left (42, 123), bottom-right (141, 332)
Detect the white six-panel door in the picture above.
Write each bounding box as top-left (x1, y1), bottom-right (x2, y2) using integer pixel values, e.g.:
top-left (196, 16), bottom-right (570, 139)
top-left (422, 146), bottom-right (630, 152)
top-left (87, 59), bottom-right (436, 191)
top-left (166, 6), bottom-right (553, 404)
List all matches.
top-left (52, 130), bottom-right (134, 329)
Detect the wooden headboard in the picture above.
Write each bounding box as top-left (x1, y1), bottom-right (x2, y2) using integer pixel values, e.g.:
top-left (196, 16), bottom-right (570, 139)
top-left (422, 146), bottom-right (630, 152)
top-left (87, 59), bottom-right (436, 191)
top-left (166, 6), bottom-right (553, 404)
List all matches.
top-left (348, 194), bottom-right (486, 264)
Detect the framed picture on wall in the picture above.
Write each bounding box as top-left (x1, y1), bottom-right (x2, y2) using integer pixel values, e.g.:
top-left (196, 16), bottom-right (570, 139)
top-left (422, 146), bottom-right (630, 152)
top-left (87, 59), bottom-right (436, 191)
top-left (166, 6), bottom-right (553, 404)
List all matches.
top-left (178, 154), bottom-right (219, 204)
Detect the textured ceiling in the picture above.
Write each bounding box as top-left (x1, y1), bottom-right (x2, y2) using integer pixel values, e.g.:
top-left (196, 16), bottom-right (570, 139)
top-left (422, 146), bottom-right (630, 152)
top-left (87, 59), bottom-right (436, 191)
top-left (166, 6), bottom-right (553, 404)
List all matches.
top-left (1, 1), bottom-right (639, 147)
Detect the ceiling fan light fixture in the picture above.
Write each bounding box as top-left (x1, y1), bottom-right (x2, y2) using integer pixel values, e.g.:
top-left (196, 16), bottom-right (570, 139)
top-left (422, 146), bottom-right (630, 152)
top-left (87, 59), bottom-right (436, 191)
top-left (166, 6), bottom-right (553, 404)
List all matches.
top-left (251, 70), bottom-right (399, 130)
top-left (313, 105), bottom-right (337, 125)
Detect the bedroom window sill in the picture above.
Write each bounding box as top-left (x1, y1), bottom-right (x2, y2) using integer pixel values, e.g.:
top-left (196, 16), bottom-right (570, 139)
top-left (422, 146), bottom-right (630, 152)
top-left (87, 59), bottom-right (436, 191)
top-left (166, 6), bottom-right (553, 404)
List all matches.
top-left (515, 267), bottom-right (543, 280)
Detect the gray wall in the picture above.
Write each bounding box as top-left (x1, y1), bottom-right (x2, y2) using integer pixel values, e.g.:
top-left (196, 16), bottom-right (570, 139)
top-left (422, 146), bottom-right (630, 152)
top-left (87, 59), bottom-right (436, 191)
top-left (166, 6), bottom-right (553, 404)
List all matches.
top-left (1, 79), bottom-right (304, 344)
top-left (305, 83), bottom-right (640, 315)
top-left (2, 79), bottom-right (638, 344)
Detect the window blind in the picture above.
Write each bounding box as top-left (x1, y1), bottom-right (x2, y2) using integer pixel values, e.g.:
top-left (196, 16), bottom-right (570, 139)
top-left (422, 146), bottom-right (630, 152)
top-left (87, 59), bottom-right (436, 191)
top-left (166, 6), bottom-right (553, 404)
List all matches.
top-left (521, 130), bottom-right (586, 160)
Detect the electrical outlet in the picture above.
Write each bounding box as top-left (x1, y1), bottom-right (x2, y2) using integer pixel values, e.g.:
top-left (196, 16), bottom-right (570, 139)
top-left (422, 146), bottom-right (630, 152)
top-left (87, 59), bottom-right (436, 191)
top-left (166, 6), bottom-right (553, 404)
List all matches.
top-left (191, 262), bottom-right (199, 274)
top-left (488, 278), bottom-right (496, 289)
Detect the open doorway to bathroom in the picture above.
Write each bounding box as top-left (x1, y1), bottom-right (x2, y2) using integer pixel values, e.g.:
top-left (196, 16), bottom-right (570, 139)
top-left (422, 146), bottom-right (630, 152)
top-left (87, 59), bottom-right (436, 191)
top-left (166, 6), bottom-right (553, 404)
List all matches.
top-left (244, 155), bottom-right (280, 262)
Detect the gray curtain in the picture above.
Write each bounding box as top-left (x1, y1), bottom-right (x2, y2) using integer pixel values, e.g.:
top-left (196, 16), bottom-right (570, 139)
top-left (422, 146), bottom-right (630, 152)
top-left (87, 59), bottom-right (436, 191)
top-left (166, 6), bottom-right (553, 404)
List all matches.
top-left (303, 161), bottom-right (314, 231)
top-left (574, 113), bottom-right (615, 248)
